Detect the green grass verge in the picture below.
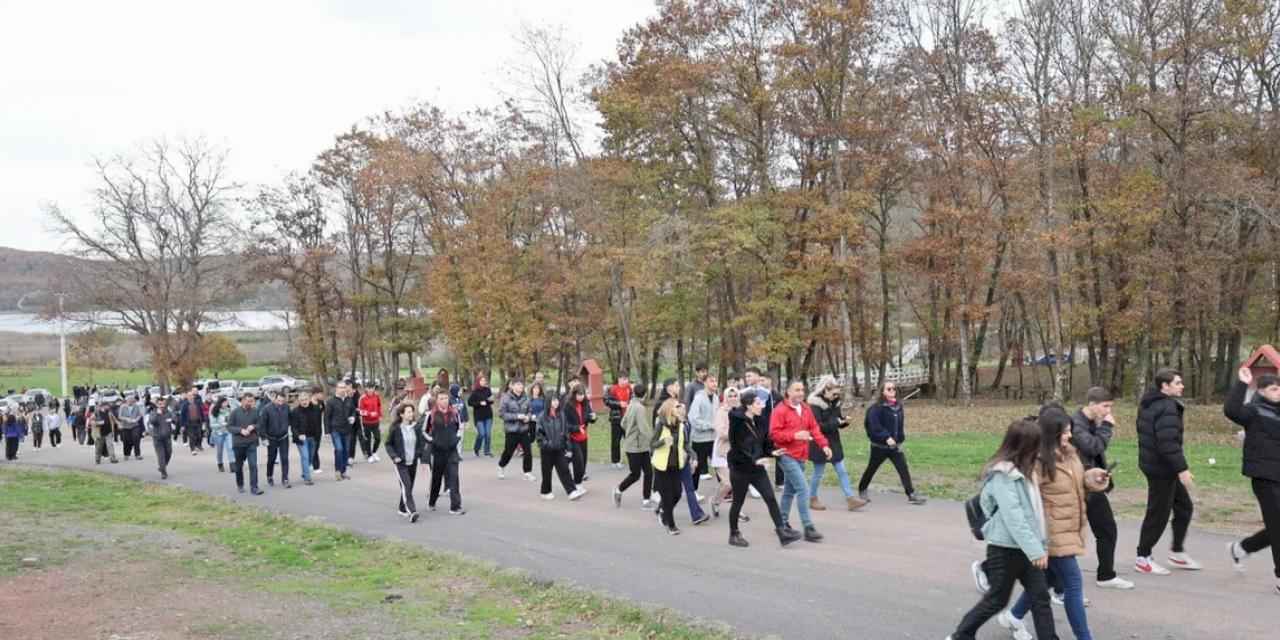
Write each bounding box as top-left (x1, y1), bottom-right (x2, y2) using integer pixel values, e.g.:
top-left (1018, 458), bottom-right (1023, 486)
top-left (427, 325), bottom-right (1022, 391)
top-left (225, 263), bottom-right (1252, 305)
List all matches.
top-left (0, 467), bottom-right (729, 640)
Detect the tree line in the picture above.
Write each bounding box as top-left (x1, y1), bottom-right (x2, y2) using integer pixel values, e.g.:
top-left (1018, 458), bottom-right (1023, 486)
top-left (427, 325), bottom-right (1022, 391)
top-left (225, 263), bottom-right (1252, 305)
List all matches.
top-left (49, 0), bottom-right (1280, 403)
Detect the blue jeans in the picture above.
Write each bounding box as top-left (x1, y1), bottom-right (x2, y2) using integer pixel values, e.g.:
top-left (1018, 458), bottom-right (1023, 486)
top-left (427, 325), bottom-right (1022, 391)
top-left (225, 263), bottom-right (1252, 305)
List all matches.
top-left (1013, 555), bottom-right (1091, 640)
top-left (296, 438), bottom-right (313, 482)
top-left (473, 419), bottom-right (492, 455)
top-left (778, 455), bottom-right (813, 528)
top-left (680, 463), bottom-right (706, 520)
top-left (332, 433), bottom-right (349, 474)
top-left (212, 432), bottom-right (233, 466)
top-left (809, 460), bottom-right (854, 498)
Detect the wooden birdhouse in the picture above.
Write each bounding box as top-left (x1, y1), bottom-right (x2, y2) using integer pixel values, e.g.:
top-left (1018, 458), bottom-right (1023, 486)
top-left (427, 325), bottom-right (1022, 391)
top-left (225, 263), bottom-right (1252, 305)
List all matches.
top-left (1243, 345), bottom-right (1280, 385)
top-left (579, 359), bottom-right (606, 412)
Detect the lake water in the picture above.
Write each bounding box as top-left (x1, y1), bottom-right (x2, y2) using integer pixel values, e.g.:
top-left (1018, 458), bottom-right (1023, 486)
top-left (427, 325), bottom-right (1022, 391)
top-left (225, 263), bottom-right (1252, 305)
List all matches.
top-left (0, 310), bottom-right (292, 335)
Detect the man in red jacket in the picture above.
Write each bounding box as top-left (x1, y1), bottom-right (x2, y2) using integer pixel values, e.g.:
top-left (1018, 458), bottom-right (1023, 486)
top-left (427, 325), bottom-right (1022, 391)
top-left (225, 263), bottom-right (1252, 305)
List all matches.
top-left (769, 380), bottom-right (831, 542)
top-left (358, 385), bottom-right (384, 463)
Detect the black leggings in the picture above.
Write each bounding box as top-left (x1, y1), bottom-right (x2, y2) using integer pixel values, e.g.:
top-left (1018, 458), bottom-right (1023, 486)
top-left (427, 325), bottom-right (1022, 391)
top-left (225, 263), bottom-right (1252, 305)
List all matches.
top-left (858, 446), bottom-right (915, 495)
top-left (540, 448), bottom-right (576, 495)
top-left (571, 440), bottom-right (588, 483)
top-left (654, 469), bottom-right (683, 528)
top-left (618, 451), bottom-right (652, 499)
top-left (358, 424), bottom-right (381, 457)
top-left (691, 442), bottom-right (713, 489)
top-left (730, 465), bottom-right (783, 533)
top-left (499, 429), bottom-right (533, 473)
top-left (49, 429), bottom-right (62, 447)
top-left (952, 545), bottom-right (1057, 640)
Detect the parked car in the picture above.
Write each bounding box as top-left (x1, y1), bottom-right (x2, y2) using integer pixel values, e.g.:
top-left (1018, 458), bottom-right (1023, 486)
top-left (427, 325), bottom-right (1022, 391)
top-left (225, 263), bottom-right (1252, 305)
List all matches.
top-left (239, 380), bottom-right (262, 398)
top-left (93, 388), bottom-right (122, 405)
top-left (259, 374), bottom-right (301, 396)
top-left (1029, 353), bottom-right (1073, 366)
top-left (22, 388), bottom-right (51, 404)
top-left (215, 380), bottom-right (240, 400)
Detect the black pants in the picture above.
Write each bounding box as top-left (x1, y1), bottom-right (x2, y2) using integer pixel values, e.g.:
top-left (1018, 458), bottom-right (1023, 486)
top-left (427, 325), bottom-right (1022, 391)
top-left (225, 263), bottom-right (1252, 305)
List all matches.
top-left (691, 442), bottom-right (713, 490)
top-left (858, 446), bottom-right (915, 495)
top-left (344, 431), bottom-right (357, 463)
top-left (358, 423), bottom-right (381, 458)
top-left (395, 463), bottom-right (419, 514)
top-left (187, 423), bottom-right (202, 452)
top-left (266, 438), bottom-right (290, 483)
top-left (654, 468), bottom-right (683, 528)
top-left (540, 448), bottom-right (576, 495)
top-left (49, 429), bottom-right (61, 447)
top-left (730, 465), bottom-right (784, 533)
top-left (3, 436), bottom-right (17, 460)
top-left (618, 451), bottom-right (652, 499)
top-left (952, 545), bottom-right (1058, 640)
top-left (154, 436), bottom-right (172, 474)
top-left (609, 420), bottom-right (624, 464)
top-left (120, 428), bottom-right (137, 458)
top-left (32, 429), bottom-right (43, 449)
top-left (499, 429), bottom-right (533, 473)
top-left (429, 449), bottom-right (461, 510)
top-left (1137, 471), bottom-right (1193, 557)
top-left (1241, 477), bottom-right (1280, 578)
top-left (571, 440), bottom-right (588, 484)
top-left (1086, 491), bottom-right (1119, 581)
top-left (311, 440), bottom-right (321, 470)
top-left (232, 443), bottom-right (259, 491)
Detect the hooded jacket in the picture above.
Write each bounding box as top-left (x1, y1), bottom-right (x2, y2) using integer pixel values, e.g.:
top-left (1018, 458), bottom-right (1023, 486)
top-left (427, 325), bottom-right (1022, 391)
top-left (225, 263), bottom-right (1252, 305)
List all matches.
top-left (807, 389), bottom-right (847, 463)
top-left (980, 461), bottom-right (1047, 561)
top-left (563, 395), bottom-right (594, 443)
top-left (536, 405), bottom-right (573, 452)
top-left (1069, 409), bottom-right (1113, 472)
top-left (1136, 389), bottom-right (1188, 476)
top-left (603, 384), bottom-right (632, 425)
top-left (425, 408), bottom-right (462, 452)
top-left (620, 399), bottom-right (653, 454)
top-left (384, 419), bottom-right (428, 466)
top-left (358, 392), bottom-right (383, 426)
top-left (688, 388), bottom-right (718, 444)
top-left (651, 417), bottom-right (691, 472)
top-left (1039, 449), bottom-right (1108, 557)
top-left (727, 406), bottom-right (771, 471)
top-left (1224, 380), bottom-right (1280, 483)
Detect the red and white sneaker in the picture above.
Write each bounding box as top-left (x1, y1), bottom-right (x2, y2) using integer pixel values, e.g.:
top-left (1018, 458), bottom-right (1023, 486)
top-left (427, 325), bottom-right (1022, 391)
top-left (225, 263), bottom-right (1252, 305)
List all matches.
top-left (1136, 556), bottom-right (1171, 575)
top-left (1167, 552), bottom-right (1202, 571)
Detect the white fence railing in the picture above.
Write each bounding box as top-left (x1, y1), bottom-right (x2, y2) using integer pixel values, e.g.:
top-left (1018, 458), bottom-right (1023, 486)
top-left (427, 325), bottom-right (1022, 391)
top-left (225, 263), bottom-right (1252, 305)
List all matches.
top-left (808, 365), bottom-right (927, 391)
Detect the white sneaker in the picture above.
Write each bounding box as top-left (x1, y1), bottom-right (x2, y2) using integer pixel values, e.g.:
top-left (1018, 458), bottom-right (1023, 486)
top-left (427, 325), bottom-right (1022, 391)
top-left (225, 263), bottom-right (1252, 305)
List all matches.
top-left (641, 499), bottom-right (653, 509)
top-left (996, 610), bottom-right (1032, 640)
top-left (1229, 541), bottom-right (1248, 572)
top-left (523, 472), bottom-right (536, 481)
top-left (748, 485), bottom-right (762, 499)
top-left (1135, 556), bottom-right (1171, 575)
top-left (1051, 592), bottom-right (1091, 607)
top-left (540, 492), bottom-right (555, 501)
top-left (367, 456), bottom-right (376, 464)
top-left (695, 492), bottom-right (706, 504)
top-left (314, 469), bottom-right (324, 475)
top-left (569, 487), bottom-right (588, 501)
top-left (699, 473), bottom-right (712, 481)
top-left (971, 560), bottom-right (990, 594)
top-left (1167, 552), bottom-right (1202, 571)
top-left (498, 467), bottom-right (506, 480)
top-left (372, 454), bottom-right (381, 462)
top-left (612, 462), bottom-right (624, 469)
top-left (1095, 577), bottom-right (1135, 590)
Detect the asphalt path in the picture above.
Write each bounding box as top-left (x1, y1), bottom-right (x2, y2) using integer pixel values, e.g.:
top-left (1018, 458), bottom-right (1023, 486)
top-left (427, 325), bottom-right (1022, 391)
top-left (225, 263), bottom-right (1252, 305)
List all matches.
top-left (10, 436), bottom-right (1279, 639)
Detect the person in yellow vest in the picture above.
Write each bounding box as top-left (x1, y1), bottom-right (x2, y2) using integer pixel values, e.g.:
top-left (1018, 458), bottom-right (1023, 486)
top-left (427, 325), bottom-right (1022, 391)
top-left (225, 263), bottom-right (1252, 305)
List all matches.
top-left (651, 398), bottom-right (693, 535)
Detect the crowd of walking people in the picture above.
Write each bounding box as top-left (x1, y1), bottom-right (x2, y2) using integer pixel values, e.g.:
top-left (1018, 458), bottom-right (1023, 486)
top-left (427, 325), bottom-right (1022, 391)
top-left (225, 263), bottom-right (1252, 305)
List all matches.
top-left (3, 361), bottom-right (1278, 639)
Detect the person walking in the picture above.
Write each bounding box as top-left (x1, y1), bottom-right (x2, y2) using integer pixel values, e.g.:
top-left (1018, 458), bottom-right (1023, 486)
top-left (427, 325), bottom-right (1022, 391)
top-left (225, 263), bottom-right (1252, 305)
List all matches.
top-left (425, 391), bottom-right (465, 515)
top-left (946, 418), bottom-right (1057, 640)
top-left (28, 406), bottom-right (44, 450)
top-left (357, 384), bottom-right (384, 463)
top-left (1135, 368), bottom-right (1200, 575)
top-left (536, 394), bottom-right (586, 500)
top-left (258, 391), bottom-right (292, 489)
top-left (563, 386), bottom-right (595, 484)
top-left (228, 393), bottom-right (263, 495)
top-left (468, 375), bottom-right (494, 458)
top-left (807, 376), bottom-right (869, 512)
top-left (209, 397), bottom-right (234, 472)
top-left (858, 380), bottom-right (926, 505)
top-left (91, 401), bottom-right (119, 464)
top-left (727, 390), bottom-right (798, 548)
top-left (326, 381), bottom-right (356, 480)
top-left (688, 375), bottom-right (720, 491)
top-left (769, 380), bottom-right (829, 542)
top-left (1070, 387), bottom-right (1133, 590)
top-left (498, 379), bottom-right (536, 481)
top-left (524, 383), bottom-right (546, 475)
top-left (117, 395), bottom-right (145, 461)
top-left (613, 383), bottom-right (654, 509)
top-left (1002, 408), bottom-right (1110, 640)
top-left (682, 363), bottom-right (710, 408)
top-left (2, 408), bottom-right (22, 460)
top-left (709, 386), bottom-right (739, 518)
top-left (44, 404), bottom-right (63, 448)
top-left (177, 388), bottom-right (206, 455)
top-left (385, 403), bottom-right (427, 522)
top-left (603, 375), bottom-right (632, 470)
top-left (149, 400), bottom-right (176, 479)
top-left (1224, 366), bottom-right (1280, 595)
top-left (651, 399), bottom-right (692, 535)
top-left (291, 390), bottom-right (322, 486)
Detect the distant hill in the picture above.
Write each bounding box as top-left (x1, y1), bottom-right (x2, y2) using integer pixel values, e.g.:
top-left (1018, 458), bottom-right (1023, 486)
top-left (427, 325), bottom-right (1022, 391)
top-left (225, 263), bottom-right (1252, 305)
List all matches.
top-left (0, 246), bottom-right (289, 311)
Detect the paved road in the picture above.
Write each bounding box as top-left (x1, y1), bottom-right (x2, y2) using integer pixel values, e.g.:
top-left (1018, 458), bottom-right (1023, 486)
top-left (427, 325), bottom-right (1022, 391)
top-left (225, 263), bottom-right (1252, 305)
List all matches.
top-left (11, 438), bottom-right (1279, 639)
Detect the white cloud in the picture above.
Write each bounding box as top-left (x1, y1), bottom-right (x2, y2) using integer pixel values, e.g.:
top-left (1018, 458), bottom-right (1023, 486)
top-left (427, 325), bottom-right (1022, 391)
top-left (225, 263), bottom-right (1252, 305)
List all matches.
top-left (0, 0), bottom-right (657, 251)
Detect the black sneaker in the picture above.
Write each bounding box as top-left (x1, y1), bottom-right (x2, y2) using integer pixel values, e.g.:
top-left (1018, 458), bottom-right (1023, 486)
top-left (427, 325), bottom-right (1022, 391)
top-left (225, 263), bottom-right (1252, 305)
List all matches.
top-left (428, 505), bottom-right (438, 512)
top-left (804, 525), bottom-right (824, 542)
top-left (303, 479), bottom-right (314, 486)
top-left (776, 527), bottom-right (802, 546)
top-left (267, 478), bottom-right (275, 487)
top-left (666, 526), bottom-right (681, 536)
top-left (449, 508), bottom-right (466, 516)
top-left (217, 463), bottom-right (224, 472)
top-left (729, 532), bottom-right (749, 548)
top-left (238, 486), bottom-right (245, 494)
top-left (160, 470), bottom-right (168, 480)
top-left (410, 512), bottom-right (420, 523)
top-left (282, 481), bottom-right (291, 489)
top-left (908, 493), bottom-right (928, 505)
top-left (693, 514), bottom-right (711, 526)
top-left (251, 488), bottom-right (264, 496)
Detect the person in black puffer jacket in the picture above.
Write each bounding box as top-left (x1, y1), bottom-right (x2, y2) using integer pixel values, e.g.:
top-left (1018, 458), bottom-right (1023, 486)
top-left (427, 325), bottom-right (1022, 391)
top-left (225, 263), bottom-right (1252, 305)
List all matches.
top-left (726, 390), bottom-right (798, 548)
top-left (806, 376), bottom-right (868, 512)
top-left (425, 391), bottom-right (465, 514)
top-left (1134, 368), bottom-right (1198, 574)
top-left (1225, 366), bottom-right (1280, 592)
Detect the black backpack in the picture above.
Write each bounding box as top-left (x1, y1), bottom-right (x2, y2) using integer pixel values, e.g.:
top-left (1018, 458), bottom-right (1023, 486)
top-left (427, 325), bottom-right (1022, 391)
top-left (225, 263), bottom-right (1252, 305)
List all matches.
top-left (965, 483), bottom-right (997, 541)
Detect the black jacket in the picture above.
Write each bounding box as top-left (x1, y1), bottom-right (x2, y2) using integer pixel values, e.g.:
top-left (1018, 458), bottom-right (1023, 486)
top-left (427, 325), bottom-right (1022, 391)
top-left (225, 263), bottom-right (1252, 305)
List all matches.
top-left (1224, 381), bottom-right (1280, 483)
top-left (257, 402), bottom-right (291, 440)
top-left (562, 395), bottom-right (595, 433)
top-left (467, 386), bottom-right (493, 422)
top-left (1136, 389), bottom-right (1188, 476)
top-left (602, 385), bottom-right (628, 425)
top-left (291, 403), bottom-right (324, 442)
top-left (1070, 409), bottom-right (1113, 471)
top-left (808, 395), bottom-right (847, 463)
top-left (425, 409), bottom-right (462, 452)
top-left (149, 409), bottom-right (176, 439)
top-left (536, 408), bottom-right (572, 452)
top-left (384, 420), bottom-right (428, 465)
top-left (325, 395), bottom-right (355, 436)
top-left (727, 407), bottom-right (772, 471)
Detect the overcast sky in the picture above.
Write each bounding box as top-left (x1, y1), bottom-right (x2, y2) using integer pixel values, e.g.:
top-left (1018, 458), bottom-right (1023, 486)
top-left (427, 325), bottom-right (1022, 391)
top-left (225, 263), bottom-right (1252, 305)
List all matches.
top-left (0, 0), bottom-right (658, 253)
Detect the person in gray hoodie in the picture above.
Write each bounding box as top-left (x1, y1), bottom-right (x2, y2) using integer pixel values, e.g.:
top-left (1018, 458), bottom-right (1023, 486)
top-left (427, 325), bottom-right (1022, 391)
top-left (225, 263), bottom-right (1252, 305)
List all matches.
top-left (258, 391), bottom-right (292, 488)
top-left (498, 380), bottom-right (536, 480)
top-left (687, 375), bottom-right (719, 491)
top-left (149, 399), bottom-right (176, 479)
top-left (117, 395), bottom-right (145, 461)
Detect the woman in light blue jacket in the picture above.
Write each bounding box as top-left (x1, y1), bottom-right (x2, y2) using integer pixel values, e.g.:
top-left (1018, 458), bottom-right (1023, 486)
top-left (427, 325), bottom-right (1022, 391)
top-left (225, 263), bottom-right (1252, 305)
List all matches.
top-left (947, 418), bottom-right (1058, 640)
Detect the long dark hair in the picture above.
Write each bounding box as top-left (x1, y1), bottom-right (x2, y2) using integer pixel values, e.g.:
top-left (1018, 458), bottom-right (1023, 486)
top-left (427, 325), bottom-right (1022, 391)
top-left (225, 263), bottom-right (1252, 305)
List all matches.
top-left (529, 383), bottom-right (544, 400)
top-left (1037, 407), bottom-right (1070, 482)
top-left (873, 380), bottom-right (897, 406)
top-left (391, 403), bottom-right (416, 430)
top-left (211, 397), bottom-right (226, 418)
top-left (983, 418), bottom-right (1042, 479)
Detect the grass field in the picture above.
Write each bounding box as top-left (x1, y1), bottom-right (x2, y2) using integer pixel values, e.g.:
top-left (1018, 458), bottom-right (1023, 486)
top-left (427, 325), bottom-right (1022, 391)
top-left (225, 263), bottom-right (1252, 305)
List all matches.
top-left (0, 365), bottom-right (280, 394)
top-left (0, 466), bottom-right (726, 640)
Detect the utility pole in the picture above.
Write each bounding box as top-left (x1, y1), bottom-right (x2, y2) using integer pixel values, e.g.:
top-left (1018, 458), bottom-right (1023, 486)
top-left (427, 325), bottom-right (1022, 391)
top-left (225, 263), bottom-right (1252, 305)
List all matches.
top-left (59, 292), bottom-right (68, 399)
